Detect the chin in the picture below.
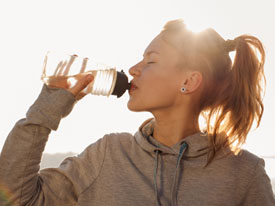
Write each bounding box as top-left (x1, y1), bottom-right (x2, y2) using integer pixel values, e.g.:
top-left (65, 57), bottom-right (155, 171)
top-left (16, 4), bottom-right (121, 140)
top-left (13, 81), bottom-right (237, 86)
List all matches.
top-left (127, 103), bottom-right (143, 112)
top-left (127, 100), bottom-right (147, 112)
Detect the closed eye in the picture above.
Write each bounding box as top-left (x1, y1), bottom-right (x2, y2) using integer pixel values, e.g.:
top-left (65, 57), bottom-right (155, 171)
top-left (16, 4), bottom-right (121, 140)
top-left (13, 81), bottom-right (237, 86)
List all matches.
top-left (147, 62), bottom-right (155, 64)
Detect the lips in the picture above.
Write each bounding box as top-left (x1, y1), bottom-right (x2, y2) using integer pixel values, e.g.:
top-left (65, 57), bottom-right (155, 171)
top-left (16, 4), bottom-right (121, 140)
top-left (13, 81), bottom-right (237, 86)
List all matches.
top-left (129, 81), bottom-right (138, 93)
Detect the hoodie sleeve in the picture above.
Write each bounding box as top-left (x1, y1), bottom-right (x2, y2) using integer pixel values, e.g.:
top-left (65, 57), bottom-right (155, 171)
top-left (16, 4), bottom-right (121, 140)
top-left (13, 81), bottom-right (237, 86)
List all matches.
top-left (0, 85), bottom-right (106, 206)
top-left (242, 158), bottom-right (275, 206)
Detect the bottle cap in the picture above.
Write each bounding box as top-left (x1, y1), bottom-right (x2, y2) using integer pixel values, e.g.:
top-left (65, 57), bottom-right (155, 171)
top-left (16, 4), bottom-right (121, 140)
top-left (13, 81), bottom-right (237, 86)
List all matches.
top-left (111, 70), bottom-right (131, 98)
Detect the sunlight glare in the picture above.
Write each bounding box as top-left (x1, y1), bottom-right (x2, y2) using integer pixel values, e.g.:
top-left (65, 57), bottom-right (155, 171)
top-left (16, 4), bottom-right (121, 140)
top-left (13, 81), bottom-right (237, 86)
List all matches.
top-left (229, 51), bottom-right (236, 64)
top-left (184, 18), bottom-right (210, 33)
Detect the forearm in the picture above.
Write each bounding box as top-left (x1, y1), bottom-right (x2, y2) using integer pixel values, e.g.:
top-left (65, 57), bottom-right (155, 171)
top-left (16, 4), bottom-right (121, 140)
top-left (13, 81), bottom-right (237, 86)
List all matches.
top-left (0, 85), bottom-right (76, 205)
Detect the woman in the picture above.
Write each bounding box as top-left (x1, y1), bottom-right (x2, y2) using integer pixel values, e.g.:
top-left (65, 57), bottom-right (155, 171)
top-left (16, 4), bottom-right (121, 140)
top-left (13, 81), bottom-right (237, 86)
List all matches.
top-left (0, 19), bottom-right (274, 206)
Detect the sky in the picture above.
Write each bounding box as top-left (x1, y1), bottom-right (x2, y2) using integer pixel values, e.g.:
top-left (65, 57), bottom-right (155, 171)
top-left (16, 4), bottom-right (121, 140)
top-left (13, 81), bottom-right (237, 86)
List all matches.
top-left (0, 0), bottom-right (274, 162)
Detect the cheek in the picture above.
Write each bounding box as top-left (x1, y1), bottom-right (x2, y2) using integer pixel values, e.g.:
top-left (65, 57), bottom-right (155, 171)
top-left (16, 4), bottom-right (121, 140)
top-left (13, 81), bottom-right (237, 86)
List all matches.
top-left (150, 72), bottom-right (180, 94)
top-left (127, 68), bottom-right (181, 111)
top-left (144, 70), bottom-right (180, 99)
top-left (128, 80), bottom-right (178, 111)
top-left (149, 84), bottom-right (178, 105)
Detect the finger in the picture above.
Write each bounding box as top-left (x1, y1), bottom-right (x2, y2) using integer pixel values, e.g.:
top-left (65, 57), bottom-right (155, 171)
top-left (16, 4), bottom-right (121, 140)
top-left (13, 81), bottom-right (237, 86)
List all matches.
top-left (53, 61), bottom-right (63, 76)
top-left (80, 57), bottom-right (88, 73)
top-left (57, 60), bottom-right (67, 76)
top-left (63, 54), bottom-right (77, 75)
top-left (68, 74), bottom-right (94, 97)
top-left (41, 54), bottom-right (48, 79)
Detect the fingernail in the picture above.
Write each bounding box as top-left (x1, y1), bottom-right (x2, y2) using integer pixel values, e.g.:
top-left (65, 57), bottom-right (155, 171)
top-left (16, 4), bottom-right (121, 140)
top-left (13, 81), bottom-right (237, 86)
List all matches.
top-left (86, 74), bottom-right (93, 82)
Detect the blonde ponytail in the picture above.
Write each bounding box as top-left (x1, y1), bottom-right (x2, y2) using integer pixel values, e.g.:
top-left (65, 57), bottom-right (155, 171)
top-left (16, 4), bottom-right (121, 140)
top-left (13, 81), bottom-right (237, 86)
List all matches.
top-left (161, 20), bottom-right (266, 166)
top-left (205, 35), bottom-right (266, 166)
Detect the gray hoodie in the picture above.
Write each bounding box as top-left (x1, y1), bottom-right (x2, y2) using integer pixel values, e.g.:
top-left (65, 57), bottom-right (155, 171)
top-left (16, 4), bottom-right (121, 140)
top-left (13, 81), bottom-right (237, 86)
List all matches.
top-left (0, 85), bottom-right (274, 206)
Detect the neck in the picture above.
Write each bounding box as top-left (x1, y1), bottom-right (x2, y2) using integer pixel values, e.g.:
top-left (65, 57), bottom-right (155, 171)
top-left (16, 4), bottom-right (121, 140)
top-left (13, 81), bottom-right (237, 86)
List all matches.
top-left (151, 110), bottom-right (200, 147)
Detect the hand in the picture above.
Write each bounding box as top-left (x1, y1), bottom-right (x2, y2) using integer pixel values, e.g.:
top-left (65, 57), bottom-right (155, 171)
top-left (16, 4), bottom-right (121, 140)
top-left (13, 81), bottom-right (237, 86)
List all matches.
top-left (68, 74), bottom-right (94, 100)
top-left (45, 54), bottom-right (94, 100)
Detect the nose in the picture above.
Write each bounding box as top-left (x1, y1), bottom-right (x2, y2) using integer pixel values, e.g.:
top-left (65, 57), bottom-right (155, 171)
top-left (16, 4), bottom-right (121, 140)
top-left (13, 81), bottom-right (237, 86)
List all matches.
top-left (128, 62), bottom-right (142, 77)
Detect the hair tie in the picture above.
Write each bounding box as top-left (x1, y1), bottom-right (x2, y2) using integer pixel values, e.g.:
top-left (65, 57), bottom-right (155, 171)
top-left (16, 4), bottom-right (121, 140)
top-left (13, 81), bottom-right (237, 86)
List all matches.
top-left (224, 39), bottom-right (237, 53)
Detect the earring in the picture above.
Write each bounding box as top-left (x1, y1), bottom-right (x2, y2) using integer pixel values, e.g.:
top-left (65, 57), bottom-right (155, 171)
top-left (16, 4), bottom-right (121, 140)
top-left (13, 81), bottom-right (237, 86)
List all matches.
top-left (181, 87), bottom-right (186, 93)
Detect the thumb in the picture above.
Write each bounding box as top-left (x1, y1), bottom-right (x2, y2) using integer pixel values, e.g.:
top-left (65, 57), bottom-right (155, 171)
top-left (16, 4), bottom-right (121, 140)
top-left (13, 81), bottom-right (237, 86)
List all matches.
top-left (68, 74), bottom-right (94, 97)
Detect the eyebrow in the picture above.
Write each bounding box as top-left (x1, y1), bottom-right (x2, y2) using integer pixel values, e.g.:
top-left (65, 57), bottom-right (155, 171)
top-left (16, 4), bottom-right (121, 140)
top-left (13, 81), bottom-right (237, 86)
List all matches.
top-left (143, 51), bottom-right (160, 57)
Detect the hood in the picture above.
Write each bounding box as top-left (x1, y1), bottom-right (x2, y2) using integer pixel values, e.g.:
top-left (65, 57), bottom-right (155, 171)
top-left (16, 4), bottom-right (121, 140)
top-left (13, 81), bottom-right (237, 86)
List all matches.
top-left (134, 118), bottom-right (211, 206)
top-left (134, 118), bottom-right (209, 158)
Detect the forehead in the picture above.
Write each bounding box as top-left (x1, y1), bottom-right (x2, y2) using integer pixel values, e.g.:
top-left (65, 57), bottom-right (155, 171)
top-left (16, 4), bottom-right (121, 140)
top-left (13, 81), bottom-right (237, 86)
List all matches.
top-left (143, 34), bottom-right (178, 57)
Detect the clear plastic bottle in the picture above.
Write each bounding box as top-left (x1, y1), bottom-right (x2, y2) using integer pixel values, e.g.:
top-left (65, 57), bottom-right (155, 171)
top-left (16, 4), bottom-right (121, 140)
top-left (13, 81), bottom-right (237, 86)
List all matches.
top-left (41, 52), bottom-right (130, 98)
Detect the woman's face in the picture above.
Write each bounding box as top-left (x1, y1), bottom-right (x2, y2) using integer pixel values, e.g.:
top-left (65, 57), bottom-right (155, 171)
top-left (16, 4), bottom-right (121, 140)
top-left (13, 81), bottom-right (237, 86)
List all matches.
top-left (127, 34), bottom-right (186, 113)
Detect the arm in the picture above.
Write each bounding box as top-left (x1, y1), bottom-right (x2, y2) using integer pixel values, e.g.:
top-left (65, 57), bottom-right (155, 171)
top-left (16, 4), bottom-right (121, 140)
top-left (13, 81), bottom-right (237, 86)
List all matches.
top-left (0, 75), bottom-right (101, 205)
top-left (242, 159), bottom-right (275, 206)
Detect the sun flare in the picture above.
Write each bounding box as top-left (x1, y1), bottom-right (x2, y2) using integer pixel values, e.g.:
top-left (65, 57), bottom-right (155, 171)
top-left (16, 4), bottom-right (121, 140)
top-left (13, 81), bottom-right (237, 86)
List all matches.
top-left (184, 18), bottom-right (211, 33)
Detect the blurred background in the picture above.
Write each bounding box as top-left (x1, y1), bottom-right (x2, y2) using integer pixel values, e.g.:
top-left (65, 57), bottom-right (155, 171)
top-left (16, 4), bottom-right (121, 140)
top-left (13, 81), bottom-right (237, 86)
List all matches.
top-left (0, 0), bottom-right (274, 192)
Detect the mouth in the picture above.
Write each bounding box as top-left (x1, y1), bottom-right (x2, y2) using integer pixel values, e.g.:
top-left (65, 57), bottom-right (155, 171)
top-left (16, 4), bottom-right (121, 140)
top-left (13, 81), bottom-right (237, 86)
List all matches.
top-left (129, 81), bottom-right (138, 93)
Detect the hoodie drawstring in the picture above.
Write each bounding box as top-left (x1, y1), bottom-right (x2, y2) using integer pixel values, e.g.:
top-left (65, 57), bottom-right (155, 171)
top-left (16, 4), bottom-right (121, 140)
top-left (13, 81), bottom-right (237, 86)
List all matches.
top-left (153, 142), bottom-right (188, 206)
top-left (154, 149), bottom-right (161, 206)
top-left (170, 142), bottom-right (188, 206)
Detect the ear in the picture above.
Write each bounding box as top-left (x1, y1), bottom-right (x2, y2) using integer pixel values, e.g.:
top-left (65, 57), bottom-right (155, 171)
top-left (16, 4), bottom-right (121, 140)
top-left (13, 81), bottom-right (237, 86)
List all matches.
top-left (182, 71), bottom-right (203, 93)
